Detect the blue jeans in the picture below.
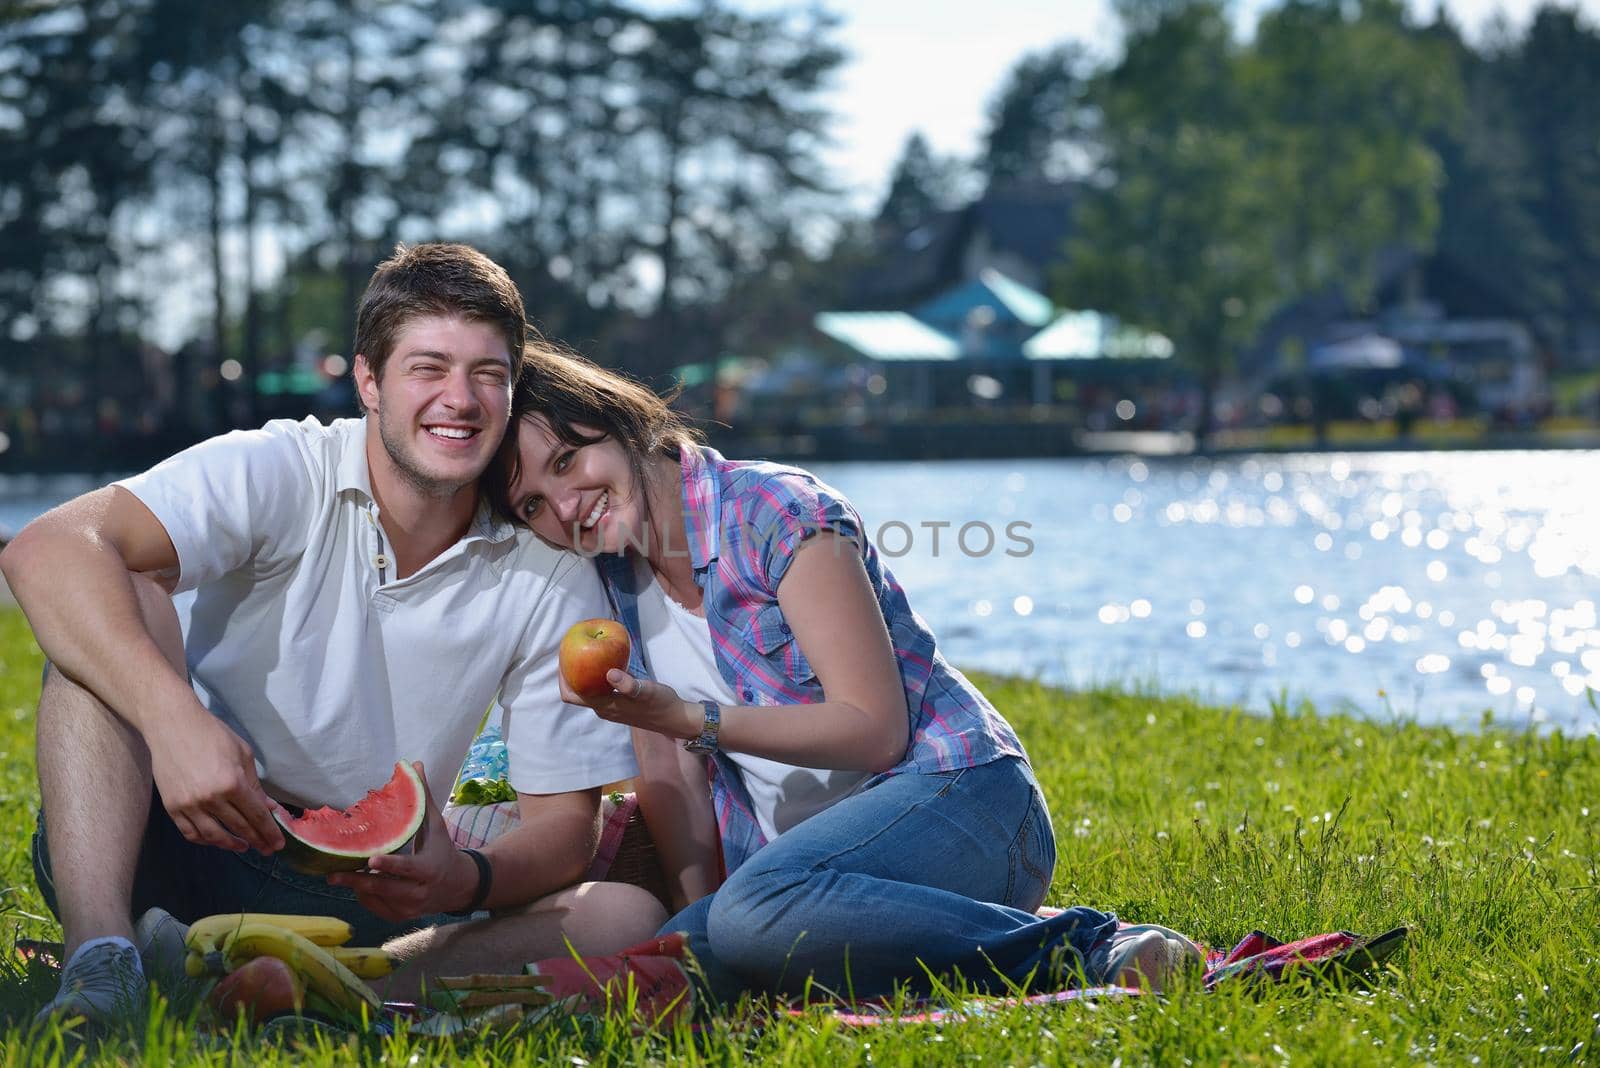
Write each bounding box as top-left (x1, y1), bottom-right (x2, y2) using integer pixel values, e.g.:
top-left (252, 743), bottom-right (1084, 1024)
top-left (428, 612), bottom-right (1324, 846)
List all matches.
top-left (660, 757), bottom-right (1118, 1002)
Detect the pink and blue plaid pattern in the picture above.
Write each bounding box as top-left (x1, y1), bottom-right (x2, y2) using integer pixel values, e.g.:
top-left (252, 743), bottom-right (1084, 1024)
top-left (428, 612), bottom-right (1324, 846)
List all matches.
top-left (595, 445), bottom-right (1027, 874)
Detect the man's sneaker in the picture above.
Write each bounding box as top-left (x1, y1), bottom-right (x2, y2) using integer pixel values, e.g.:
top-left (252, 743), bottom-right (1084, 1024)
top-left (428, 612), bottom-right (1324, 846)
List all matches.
top-left (35, 938), bottom-right (147, 1029)
top-left (135, 908), bottom-right (194, 994)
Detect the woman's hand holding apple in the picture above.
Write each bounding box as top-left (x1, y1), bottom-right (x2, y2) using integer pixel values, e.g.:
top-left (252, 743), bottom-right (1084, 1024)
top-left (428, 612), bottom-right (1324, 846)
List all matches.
top-left (558, 618), bottom-right (702, 740)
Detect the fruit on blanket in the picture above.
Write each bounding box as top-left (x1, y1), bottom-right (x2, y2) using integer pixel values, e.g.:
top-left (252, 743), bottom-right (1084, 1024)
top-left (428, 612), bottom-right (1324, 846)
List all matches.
top-left (272, 761), bottom-right (427, 875)
top-left (187, 913), bottom-right (353, 952)
top-left (431, 973), bottom-right (554, 1011)
top-left (522, 931), bottom-right (693, 1029)
top-left (209, 955), bottom-right (304, 1022)
top-left (559, 618), bottom-right (632, 698)
top-left (185, 913), bottom-right (390, 1019)
top-left (219, 922), bottom-right (380, 1015)
top-left (330, 945), bottom-right (394, 979)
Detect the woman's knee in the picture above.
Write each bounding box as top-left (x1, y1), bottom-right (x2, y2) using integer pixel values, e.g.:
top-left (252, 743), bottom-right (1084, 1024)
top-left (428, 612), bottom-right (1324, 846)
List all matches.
top-left (703, 865), bottom-right (821, 974)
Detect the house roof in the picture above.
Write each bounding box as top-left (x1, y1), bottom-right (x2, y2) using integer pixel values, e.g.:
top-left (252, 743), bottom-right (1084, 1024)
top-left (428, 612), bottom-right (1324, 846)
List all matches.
top-left (813, 312), bottom-right (962, 361)
top-left (1308, 332), bottom-right (1405, 372)
top-left (1243, 245), bottom-right (1549, 378)
top-left (844, 181), bottom-right (1080, 310)
top-left (913, 268), bottom-right (1057, 331)
top-left (971, 180), bottom-right (1079, 270)
top-left (1024, 310), bottom-right (1175, 361)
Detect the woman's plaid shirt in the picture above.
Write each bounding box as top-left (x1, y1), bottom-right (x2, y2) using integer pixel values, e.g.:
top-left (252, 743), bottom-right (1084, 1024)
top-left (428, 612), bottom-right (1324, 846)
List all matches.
top-left (594, 446), bottom-right (1027, 875)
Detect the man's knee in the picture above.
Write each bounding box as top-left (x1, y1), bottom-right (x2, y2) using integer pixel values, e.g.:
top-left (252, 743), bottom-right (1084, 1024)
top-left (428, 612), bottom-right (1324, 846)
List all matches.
top-left (554, 880), bottom-right (669, 943)
top-left (500, 880), bottom-right (669, 954)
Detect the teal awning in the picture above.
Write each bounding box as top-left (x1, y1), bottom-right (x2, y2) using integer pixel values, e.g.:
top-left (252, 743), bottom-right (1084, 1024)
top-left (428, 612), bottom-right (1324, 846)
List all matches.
top-left (815, 312), bottom-right (961, 361)
top-left (913, 268), bottom-right (1056, 331)
top-left (1024, 311), bottom-right (1174, 360)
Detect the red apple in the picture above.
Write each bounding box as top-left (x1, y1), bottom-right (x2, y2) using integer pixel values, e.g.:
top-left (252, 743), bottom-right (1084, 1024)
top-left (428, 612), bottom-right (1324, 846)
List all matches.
top-left (560, 618), bottom-right (632, 699)
top-left (209, 955), bottom-right (305, 1023)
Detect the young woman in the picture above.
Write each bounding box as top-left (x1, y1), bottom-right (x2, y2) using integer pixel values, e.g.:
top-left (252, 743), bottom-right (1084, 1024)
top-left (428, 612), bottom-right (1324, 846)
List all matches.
top-left (492, 349), bottom-right (1201, 1001)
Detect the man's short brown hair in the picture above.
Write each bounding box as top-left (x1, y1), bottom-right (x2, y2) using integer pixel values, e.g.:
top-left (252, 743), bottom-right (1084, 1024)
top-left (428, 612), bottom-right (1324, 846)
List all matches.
top-left (353, 243), bottom-right (527, 402)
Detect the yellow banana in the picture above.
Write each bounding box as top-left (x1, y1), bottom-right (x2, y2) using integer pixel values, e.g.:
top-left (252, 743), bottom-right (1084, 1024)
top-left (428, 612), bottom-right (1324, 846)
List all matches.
top-left (330, 946), bottom-right (393, 979)
top-left (221, 922), bottom-right (380, 1016)
top-left (186, 913), bottom-right (352, 954)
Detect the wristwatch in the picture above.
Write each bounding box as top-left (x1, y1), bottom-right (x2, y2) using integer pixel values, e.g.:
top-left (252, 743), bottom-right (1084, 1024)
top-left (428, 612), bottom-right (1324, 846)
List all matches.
top-left (684, 700), bottom-right (722, 755)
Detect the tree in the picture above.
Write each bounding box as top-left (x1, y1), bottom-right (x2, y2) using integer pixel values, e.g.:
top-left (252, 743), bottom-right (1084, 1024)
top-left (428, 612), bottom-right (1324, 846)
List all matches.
top-left (400, 3), bottom-right (845, 376)
top-left (875, 132), bottom-right (969, 233)
top-left (980, 42), bottom-right (1096, 187)
top-left (1244, 0), bottom-right (1461, 301)
top-left (137, 0), bottom-right (284, 424)
top-left (616, 3), bottom-right (843, 368)
top-left (0, 1), bottom-right (161, 349)
top-left (1500, 5), bottom-right (1600, 353)
top-left (1061, 0), bottom-right (1463, 445)
top-left (1060, 2), bottom-right (1275, 445)
top-left (1426, 11), bottom-right (1562, 340)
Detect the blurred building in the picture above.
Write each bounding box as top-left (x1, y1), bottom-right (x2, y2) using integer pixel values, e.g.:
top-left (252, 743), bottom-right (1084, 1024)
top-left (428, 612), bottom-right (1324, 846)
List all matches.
top-left (814, 269), bottom-right (1175, 416)
top-left (1245, 247), bottom-right (1551, 425)
top-left (847, 181), bottom-right (1080, 310)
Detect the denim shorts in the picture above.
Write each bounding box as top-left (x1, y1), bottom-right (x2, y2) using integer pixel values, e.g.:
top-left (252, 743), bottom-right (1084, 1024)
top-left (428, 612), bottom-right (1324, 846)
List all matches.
top-left (32, 789), bottom-right (456, 947)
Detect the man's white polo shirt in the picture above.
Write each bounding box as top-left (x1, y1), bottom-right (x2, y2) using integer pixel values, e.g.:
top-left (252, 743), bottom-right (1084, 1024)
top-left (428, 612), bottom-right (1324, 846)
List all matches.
top-left (116, 416), bottom-right (635, 808)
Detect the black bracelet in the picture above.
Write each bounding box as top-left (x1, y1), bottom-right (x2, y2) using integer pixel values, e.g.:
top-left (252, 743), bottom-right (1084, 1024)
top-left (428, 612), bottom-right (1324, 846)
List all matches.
top-left (449, 847), bottom-right (493, 917)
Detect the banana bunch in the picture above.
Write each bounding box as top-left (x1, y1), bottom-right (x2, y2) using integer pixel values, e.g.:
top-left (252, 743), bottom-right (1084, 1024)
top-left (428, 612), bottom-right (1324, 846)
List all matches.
top-left (185, 913), bottom-right (389, 1017)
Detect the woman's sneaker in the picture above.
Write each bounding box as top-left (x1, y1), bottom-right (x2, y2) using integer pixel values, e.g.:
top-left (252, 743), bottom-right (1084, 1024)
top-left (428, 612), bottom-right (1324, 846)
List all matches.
top-left (35, 938), bottom-right (147, 1029)
top-left (1089, 924), bottom-right (1204, 993)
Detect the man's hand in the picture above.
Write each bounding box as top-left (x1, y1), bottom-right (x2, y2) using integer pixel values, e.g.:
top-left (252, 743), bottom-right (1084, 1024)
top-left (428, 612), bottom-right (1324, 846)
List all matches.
top-left (146, 707), bottom-right (284, 854)
top-left (328, 763), bottom-right (479, 923)
top-left (559, 670), bottom-right (702, 741)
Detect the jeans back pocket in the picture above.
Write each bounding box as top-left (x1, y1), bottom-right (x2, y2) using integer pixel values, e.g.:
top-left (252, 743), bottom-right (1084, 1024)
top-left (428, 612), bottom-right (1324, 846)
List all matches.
top-left (1004, 786), bottom-right (1057, 912)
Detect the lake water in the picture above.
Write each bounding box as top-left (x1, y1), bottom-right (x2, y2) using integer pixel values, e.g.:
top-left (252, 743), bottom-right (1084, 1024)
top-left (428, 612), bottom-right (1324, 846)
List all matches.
top-left (4, 450), bottom-right (1598, 734)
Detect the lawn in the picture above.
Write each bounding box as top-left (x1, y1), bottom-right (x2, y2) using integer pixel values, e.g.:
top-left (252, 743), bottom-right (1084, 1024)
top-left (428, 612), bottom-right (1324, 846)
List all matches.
top-left (0, 603), bottom-right (1596, 1063)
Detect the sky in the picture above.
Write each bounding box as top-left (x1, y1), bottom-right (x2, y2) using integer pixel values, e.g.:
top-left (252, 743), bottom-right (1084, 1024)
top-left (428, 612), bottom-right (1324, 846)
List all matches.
top-left (640, 0), bottom-right (1600, 211)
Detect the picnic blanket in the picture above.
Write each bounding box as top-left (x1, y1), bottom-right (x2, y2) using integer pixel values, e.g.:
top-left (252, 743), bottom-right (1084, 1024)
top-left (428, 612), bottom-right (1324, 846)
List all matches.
top-left (807, 924), bottom-right (1410, 1027)
top-left (13, 914), bottom-right (1407, 1035)
top-left (372, 921), bottom-right (1408, 1035)
top-left (439, 785), bottom-right (1408, 1029)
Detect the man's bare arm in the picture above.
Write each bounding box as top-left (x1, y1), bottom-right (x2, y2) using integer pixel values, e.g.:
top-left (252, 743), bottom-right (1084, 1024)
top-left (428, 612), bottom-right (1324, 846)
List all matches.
top-left (0, 486), bottom-right (283, 853)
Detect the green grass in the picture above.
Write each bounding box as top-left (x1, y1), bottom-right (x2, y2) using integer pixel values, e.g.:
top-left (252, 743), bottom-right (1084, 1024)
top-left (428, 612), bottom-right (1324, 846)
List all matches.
top-left (0, 605), bottom-right (1596, 1063)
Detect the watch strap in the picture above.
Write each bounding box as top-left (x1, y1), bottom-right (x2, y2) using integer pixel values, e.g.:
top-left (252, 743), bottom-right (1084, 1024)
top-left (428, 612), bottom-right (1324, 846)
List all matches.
top-left (684, 699), bottom-right (721, 754)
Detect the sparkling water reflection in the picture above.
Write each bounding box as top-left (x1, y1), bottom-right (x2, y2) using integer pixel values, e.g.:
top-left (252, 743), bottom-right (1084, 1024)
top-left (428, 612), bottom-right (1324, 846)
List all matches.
top-left (3, 453), bottom-right (1597, 733)
top-left (810, 450), bottom-right (1600, 734)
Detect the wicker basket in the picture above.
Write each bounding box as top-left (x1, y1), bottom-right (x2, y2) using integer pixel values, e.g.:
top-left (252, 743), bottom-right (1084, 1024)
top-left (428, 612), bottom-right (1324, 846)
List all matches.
top-left (442, 791), bottom-right (672, 910)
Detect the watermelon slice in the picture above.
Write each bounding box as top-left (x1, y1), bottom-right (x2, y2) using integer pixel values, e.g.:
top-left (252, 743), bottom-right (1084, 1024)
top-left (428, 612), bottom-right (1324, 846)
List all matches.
top-left (273, 761), bottom-right (427, 875)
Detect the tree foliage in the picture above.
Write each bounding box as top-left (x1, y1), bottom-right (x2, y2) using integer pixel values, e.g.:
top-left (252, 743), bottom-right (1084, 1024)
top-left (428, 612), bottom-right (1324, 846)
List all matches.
top-left (875, 132), bottom-right (969, 234)
top-left (1058, 0), bottom-right (1466, 442)
top-left (981, 42), bottom-right (1096, 187)
top-left (0, 0), bottom-right (845, 439)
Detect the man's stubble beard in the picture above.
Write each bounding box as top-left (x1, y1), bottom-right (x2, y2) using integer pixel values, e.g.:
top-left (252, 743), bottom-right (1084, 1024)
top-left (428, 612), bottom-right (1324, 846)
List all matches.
top-left (377, 407), bottom-right (478, 501)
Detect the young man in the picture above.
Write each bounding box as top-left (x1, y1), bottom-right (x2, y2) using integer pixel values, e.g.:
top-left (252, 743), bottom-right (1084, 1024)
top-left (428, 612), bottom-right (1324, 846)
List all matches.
top-left (0, 244), bottom-right (663, 1025)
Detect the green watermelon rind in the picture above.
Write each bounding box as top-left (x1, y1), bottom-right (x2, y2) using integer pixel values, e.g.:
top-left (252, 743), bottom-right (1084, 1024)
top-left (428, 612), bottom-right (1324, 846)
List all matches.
top-left (273, 762), bottom-right (426, 876)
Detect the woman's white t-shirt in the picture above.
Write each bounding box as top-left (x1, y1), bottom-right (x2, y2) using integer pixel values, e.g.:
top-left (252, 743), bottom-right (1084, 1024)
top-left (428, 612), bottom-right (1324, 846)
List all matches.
top-left (632, 558), bottom-right (868, 842)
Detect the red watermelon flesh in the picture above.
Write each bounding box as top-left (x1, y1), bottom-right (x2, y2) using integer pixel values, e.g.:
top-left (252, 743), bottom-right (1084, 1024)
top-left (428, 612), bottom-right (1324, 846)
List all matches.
top-left (273, 761), bottom-right (427, 875)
